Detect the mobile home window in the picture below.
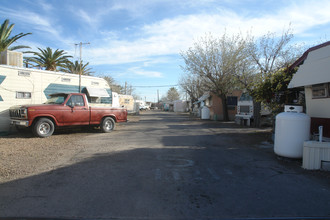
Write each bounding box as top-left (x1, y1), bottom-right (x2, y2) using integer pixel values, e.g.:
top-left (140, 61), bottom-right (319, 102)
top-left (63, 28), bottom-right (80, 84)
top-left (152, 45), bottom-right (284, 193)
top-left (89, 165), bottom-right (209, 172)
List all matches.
top-left (18, 71), bottom-right (31, 77)
top-left (312, 84), bottom-right (327, 98)
top-left (16, 91), bottom-right (31, 99)
top-left (124, 99), bottom-right (130, 104)
top-left (227, 96), bottom-right (237, 110)
top-left (61, 77), bottom-right (71, 82)
top-left (227, 96), bottom-right (238, 106)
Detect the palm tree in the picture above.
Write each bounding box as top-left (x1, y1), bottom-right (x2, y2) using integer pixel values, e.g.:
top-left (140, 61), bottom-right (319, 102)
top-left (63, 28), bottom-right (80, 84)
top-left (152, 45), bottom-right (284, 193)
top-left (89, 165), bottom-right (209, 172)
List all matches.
top-left (27, 47), bottom-right (72, 71)
top-left (62, 60), bottom-right (94, 76)
top-left (0, 19), bottom-right (31, 52)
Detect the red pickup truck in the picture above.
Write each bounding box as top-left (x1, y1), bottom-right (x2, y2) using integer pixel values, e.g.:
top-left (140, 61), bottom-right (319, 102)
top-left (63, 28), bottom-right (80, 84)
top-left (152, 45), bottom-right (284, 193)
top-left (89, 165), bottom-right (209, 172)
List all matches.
top-left (9, 93), bottom-right (127, 137)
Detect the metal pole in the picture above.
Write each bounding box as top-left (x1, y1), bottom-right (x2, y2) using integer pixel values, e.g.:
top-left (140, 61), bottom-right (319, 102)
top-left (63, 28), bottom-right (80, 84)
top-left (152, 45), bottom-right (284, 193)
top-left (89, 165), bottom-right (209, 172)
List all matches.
top-left (79, 42), bottom-right (82, 92)
top-left (75, 42), bottom-right (90, 93)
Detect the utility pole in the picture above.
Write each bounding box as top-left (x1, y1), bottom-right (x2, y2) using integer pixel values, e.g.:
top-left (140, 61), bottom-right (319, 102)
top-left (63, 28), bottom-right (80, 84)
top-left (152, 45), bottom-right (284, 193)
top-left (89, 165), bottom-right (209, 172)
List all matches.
top-left (75, 42), bottom-right (90, 92)
top-left (157, 89), bottom-right (159, 103)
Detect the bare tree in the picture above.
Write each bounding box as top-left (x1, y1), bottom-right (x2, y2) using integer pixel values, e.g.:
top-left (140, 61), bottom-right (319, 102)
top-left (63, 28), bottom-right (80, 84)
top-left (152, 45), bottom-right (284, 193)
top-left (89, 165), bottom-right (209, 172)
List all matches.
top-left (247, 28), bottom-right (301, 127)
top-left (248, 29), bottom-right (295, 78)
top-left (179, 73), bottom-right (206, 103)
top-left (103, 76), bottom-right (123, 94)
top-left (181, 33), bottom-right (249, 121)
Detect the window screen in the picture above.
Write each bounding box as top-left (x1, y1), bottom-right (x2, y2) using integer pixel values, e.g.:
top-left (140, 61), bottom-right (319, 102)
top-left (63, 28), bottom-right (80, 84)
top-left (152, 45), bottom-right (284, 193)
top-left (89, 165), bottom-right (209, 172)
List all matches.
top-left (16, 91), bottom-right (31, 99)
top-left (312, 84), bottom-right (327, 98)
top-left (227, 96), bottom-right (238, 106)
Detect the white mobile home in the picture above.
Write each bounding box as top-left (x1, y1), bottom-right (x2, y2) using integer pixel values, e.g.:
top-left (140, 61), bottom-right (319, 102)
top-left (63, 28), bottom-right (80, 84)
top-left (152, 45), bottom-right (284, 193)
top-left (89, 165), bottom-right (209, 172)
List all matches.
top-left (0, 65), bottom-right (112, 133)
top-left (118, 94), bottom-right (135, 113)
top-left (173, 100), bottom-right (188, 112)
top-left (289, 41), bottom-right (330, 137)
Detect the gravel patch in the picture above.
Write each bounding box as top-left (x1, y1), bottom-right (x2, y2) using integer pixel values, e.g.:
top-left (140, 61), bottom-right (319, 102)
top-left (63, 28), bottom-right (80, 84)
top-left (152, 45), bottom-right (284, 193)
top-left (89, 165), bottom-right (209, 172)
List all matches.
top-left (0, 131), bottom-right (90, 183)
top-left (0, 115), bottom-right (139, 184)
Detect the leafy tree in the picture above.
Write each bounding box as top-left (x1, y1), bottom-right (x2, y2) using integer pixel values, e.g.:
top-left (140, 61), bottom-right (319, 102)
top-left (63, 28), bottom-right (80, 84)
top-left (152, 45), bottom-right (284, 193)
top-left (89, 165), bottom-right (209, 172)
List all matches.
top-left (181, 33), bottom-right (249, 121)
top-left (62, 60), bottom-right (94, 76)
top-left (166, 87), bottom-right (180, 101)
top-left (27, 47), bottom-right (72, 71)
top-left (251, 67), bottom-right (298, 116)
top-left (243, 28), bottom-right (302, 126)
top-left (0, 19), bottom-right (32, 52)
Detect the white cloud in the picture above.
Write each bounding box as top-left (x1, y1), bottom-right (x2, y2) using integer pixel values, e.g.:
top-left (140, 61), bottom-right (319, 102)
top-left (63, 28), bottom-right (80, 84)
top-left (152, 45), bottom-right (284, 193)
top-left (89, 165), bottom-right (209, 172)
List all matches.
top-left (76, 9), bottom-right (98, 27)
top-left (37, 0), bottom-right (54, 12)
top-left (0, 7), bottom-right (71, 47)
top-left (7, 0), bottom-right (327, 79)
top-left (128, 67), bottom-right (163, 78)
top-left (84, 0), bottom-right (330, 68)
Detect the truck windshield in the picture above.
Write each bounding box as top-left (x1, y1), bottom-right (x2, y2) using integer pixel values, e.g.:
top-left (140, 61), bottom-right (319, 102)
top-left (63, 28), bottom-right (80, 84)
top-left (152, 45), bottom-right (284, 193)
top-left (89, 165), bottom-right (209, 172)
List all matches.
top-left (44, 94), bottom-right (68, 104)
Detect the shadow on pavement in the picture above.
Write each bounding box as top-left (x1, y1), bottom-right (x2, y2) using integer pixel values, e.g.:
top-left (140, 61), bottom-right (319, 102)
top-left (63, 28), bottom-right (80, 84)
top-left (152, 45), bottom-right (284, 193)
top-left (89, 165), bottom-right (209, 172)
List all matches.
top-left (1, 147), bottom-right (330, 219)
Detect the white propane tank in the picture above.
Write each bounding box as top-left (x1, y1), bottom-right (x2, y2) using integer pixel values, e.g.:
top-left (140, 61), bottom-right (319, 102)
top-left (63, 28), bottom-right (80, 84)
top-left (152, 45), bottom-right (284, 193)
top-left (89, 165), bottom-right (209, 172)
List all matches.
top-left (201, 106), bottom-right (210, 120)
top-left (274, 105), bottom-right (310, 158)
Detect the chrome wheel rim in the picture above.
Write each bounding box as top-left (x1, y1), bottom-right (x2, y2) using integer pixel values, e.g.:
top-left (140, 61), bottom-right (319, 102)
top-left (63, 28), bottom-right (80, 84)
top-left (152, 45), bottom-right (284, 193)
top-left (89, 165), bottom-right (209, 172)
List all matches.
top-left (105, 120), bottom-right (113, 131)
top-left (39, 122), bottom-right (51, 135)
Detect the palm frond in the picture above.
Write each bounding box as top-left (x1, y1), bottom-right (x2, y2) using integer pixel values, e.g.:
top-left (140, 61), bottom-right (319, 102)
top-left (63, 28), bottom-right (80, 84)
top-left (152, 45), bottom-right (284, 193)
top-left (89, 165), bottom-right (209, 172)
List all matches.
top-left (9, 45), bottom-right (31, 51)
top-left (0, 19), bottom-right (31, 52)
top-left (26, 47), bottom-right (73, 71)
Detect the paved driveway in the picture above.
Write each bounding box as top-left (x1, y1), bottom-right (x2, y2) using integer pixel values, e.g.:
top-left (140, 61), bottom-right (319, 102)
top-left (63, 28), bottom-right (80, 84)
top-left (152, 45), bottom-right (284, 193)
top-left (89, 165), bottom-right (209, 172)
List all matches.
top-left (0, 111), bottom-right (329, 219)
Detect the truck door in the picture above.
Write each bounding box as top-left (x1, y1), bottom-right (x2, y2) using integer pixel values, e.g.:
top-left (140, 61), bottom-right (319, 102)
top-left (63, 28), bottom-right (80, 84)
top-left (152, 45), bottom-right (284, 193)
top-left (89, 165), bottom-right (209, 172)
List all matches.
top-left (63, 95), bottom-right (89, 125)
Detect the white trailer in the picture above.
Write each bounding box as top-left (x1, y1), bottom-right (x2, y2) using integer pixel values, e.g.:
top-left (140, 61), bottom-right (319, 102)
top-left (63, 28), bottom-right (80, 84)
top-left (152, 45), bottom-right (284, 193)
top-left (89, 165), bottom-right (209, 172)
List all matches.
top-left (173, 100), bottom-right (188, 112)
top-left (0, 65), bottom-right (113, 134)
top-left (235, 93), bottom-right (271, 126)
top-left (235, 93), bottom-right (254, 126)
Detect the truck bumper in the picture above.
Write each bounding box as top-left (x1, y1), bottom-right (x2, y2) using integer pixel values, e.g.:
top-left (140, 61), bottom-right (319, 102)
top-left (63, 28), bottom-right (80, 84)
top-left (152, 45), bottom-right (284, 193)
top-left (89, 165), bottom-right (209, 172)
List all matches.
top-left (11, 120), bottom-right (29, 127)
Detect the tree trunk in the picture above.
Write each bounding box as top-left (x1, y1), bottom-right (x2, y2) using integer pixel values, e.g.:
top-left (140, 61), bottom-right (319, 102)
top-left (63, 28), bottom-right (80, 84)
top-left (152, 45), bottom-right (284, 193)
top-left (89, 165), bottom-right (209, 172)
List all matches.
top-left (253, 100), bottom-right (262, 127)
top-left (221, 94), bottom-right (229, 121)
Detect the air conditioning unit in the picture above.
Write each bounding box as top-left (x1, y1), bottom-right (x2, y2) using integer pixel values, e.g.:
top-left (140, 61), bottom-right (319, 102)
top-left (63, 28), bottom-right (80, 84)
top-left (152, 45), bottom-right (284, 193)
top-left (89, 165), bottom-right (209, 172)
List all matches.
top-left (0, 50), bottom-right (23, 67)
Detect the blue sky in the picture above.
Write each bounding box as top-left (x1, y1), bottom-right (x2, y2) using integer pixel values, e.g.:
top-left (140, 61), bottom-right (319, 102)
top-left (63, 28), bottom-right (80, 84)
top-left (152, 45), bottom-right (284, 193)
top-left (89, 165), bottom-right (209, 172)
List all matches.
top-left (1, 0), bottom-right (330, 102)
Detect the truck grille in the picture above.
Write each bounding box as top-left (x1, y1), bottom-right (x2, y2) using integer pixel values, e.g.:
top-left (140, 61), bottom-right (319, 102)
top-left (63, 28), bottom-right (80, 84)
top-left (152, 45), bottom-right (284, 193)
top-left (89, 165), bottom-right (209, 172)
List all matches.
top-left (239, 105), bottom-right (250, 113)
top-left (9, 109), bottom-right (25, 118)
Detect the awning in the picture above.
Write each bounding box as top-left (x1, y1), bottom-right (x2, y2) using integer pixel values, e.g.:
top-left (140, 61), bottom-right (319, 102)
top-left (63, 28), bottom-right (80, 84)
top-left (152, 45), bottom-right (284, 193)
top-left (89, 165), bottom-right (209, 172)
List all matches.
top-left (86, 87), bottom-right (110, 97)
top-left (289, 45), bottom-right (330, 88)
top-left (198, 93), bottom-right (210, 101)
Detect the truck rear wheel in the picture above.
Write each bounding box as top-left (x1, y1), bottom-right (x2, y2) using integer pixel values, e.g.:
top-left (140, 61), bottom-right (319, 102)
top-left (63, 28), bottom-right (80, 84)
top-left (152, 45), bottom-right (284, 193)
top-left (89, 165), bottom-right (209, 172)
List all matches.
top-left (101, 117), bottom-right (115, 133)
top-left (33, 118), bottom-right (55, 138)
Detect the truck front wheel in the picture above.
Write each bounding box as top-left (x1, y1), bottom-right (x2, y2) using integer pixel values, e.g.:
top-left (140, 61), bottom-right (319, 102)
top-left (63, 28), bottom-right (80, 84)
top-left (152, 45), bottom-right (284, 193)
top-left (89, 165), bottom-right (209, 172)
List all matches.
top-left (33, 118), bottom-right (55, 138)
top-left (101, 117), bottom-right (115, 133)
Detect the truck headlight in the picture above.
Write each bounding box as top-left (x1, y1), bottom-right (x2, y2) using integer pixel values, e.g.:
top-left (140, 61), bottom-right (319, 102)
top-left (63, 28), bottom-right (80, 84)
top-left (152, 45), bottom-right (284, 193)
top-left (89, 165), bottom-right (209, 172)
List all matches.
top-left (21, 108), bottom-right (28, 118)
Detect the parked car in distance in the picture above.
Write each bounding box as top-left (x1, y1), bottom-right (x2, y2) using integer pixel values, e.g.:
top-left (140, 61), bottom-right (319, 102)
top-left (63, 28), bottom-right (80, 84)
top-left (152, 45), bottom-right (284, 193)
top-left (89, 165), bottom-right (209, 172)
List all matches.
top-left (139, 105), bottom-right (150, 111)
top-left (9, 93), bottom-right (127, 137)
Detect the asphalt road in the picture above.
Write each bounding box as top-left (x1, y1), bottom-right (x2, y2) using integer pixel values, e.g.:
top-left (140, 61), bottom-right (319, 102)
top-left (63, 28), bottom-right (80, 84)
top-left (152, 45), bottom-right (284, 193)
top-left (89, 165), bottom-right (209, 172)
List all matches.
top-left (0, 111), bottom-right (330, 219)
